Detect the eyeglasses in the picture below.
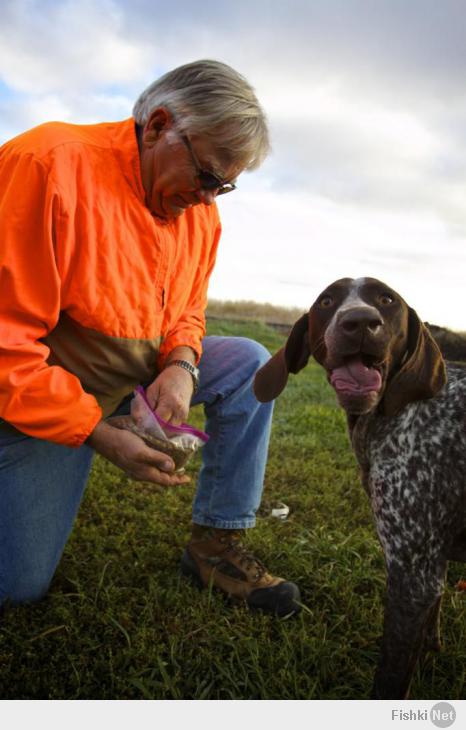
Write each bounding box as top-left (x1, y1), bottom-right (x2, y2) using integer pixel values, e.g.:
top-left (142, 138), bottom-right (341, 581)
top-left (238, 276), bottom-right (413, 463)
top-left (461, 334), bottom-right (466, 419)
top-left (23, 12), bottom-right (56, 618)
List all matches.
top-left (180, 134), bottom-right (236, 196)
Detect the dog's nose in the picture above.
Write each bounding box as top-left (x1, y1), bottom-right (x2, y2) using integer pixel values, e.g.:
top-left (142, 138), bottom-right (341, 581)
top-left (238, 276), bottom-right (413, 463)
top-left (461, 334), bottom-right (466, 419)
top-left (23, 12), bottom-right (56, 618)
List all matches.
top-left (338, 307), bottom-right (384, 337)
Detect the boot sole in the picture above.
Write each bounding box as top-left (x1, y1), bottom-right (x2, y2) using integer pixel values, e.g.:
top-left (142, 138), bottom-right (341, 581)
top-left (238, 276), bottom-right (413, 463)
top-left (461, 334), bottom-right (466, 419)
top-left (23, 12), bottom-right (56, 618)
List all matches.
top-left (180, 548), bottom-right (301, 618)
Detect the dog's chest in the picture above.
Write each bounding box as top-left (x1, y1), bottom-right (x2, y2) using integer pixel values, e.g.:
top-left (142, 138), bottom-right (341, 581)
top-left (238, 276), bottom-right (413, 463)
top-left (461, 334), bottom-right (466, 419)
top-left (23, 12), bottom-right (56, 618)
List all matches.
top-left (355, 366), bottom-right (466, 567)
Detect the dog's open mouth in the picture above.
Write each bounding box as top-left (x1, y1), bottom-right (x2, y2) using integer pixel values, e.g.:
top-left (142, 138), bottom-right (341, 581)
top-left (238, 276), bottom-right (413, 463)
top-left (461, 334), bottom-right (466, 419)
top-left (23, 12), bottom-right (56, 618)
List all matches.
top-left (330, 356), bottom-right (382, 396)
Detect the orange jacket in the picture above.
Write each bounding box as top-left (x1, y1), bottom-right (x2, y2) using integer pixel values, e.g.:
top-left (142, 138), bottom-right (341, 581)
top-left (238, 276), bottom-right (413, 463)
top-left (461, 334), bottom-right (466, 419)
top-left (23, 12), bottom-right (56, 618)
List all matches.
top-left (0, 119), bottom-right (221, 446)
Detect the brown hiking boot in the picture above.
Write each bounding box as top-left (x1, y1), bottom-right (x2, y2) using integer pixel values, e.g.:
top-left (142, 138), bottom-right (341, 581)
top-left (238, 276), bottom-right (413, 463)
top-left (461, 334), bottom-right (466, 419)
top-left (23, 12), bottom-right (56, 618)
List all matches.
top-left (180, 524), bottom-right (301, 617)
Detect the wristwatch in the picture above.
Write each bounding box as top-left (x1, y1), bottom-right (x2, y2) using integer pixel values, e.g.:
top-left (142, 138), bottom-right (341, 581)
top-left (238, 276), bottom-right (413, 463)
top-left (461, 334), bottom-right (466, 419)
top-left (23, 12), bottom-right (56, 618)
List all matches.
top-left (165, 359), bottom-right (200, 392)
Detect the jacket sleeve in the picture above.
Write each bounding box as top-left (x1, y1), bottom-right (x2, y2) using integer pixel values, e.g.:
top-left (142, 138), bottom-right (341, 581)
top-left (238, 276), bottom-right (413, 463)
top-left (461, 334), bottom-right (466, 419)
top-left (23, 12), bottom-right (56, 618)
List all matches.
top-left (0, 148), bottom-right (102, 446)
top-left (157, 214), bottom-right (222, 367)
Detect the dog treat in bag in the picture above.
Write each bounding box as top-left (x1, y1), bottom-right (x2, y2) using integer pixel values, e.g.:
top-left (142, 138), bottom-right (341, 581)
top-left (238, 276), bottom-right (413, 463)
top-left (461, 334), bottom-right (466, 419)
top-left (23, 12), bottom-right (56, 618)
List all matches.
top-left (108, 385), bottom-right (209, 472)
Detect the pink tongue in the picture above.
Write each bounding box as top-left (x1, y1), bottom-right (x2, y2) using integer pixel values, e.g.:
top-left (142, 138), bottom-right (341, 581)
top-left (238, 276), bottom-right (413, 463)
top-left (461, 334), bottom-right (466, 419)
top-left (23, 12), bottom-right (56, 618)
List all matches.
top-left (330, 358), bottom-right (382, 394)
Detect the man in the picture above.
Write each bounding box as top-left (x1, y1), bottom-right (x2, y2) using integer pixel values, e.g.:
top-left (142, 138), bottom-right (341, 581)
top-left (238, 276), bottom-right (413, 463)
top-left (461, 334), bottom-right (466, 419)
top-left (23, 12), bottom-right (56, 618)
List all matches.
top-left (0, 60), bottom-right (300, 616)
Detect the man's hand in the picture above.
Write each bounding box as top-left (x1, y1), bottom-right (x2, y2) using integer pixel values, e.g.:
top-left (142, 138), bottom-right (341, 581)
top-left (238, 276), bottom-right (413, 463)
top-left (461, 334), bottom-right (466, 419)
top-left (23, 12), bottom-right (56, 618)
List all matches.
top-left (86, 420), bottom-right (190, 486)
top-left (146, 359), bottom-right (195, 425)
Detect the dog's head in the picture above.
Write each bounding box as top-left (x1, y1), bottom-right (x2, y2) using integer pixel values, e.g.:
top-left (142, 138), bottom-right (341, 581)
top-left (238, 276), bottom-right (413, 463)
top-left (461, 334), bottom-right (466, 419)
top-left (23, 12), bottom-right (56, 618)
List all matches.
top-left (254, 277), bottom-right (447, 417)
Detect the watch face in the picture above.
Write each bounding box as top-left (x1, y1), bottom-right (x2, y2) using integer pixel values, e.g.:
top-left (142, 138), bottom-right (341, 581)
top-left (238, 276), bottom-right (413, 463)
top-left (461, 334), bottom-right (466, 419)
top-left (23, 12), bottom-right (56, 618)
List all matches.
top-left (191, 366), bottom-right (200, 388)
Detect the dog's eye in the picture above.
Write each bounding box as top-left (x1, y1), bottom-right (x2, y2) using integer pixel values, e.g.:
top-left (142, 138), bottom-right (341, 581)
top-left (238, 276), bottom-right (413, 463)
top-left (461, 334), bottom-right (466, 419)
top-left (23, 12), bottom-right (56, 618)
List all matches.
top-left (319, 295), bottom-right (334, 308)
top-left (378, 293), bottom-right (394, 305)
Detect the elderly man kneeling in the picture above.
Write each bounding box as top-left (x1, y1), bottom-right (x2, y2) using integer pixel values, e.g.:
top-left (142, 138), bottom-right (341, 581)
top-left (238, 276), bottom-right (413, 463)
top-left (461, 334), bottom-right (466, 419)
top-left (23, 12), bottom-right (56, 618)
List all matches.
top-left (0, 59), bottom-right (300, 617)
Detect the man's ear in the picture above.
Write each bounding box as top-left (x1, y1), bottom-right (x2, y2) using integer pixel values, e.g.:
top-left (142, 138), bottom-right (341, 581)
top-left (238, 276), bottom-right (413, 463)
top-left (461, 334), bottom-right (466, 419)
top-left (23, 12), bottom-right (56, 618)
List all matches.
top-left (142, 107), bottom-right (173, 146)
top-left (254, 313), bottom-right (310, 402)
top-left (381, 307), bottom-right (447, 417)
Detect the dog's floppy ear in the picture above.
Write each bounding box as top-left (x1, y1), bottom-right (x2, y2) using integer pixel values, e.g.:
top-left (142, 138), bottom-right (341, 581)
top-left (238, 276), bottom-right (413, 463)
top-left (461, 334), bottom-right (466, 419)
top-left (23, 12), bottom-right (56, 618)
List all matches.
top-left (381, 307), bottom-right (447, 417)
top-left (254, 313), bottom-right (310, 402)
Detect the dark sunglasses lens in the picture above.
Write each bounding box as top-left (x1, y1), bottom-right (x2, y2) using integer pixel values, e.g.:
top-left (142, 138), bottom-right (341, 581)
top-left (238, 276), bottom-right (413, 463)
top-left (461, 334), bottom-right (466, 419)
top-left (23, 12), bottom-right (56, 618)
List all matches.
top-left (198, 170), bottom-right (223, 190)
top-left (198, 173), bottom-right (236, 196)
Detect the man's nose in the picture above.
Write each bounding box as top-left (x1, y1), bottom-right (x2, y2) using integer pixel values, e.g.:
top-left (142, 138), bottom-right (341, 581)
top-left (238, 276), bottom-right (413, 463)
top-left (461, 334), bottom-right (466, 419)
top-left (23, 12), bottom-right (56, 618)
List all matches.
top-left (198, 188), bottom-right (218, 205)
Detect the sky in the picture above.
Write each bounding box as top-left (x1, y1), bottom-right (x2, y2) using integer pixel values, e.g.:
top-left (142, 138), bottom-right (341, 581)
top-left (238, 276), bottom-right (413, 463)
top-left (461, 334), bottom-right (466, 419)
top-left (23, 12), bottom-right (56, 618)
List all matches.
top-left (0, 0), bottom-right (465, 329)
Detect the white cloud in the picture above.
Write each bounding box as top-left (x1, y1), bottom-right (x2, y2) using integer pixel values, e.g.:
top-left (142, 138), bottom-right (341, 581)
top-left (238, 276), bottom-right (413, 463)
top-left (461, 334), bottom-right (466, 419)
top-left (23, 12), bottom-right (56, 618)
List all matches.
top-left (0, 91), bottom-right (137, 143)
top-left (266, 80), bottom-right (440, 164)
top-left (0, 0), bottom-right (151, 94)
top-left (261, 85), bottom-right (466, 230)
top-left (211, 190), bottom-right (466, 331)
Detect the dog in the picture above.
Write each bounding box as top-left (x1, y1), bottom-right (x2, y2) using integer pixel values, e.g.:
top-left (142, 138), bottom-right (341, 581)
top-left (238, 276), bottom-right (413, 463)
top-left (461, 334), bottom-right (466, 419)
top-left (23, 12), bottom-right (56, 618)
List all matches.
top-left (254, 277), bottom-right (466, 699)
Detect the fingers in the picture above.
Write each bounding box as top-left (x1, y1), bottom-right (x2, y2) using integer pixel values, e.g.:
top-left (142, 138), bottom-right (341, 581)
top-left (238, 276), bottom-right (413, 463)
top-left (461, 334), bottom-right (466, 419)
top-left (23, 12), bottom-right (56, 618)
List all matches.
top-left (144, 384), bottom-right (159, 411)
top-left (105, 430), bottom-right (188, 487)
top-left (155, 399), bottom-right (188, 425)
top-left (147, 368), bottom-right (193, 425)
top-left (128, 465), bottom-right (191, 487)
top-left (138, 443), bottom-right (176, 472)
top-left (127, 448), bottom-right (191, 486)
top-left (152, 384), bottom-right (190, 423)
top-left (89, 423), bottom-right (190, 487)
top-left (127, 443), bottom-right (190, 486)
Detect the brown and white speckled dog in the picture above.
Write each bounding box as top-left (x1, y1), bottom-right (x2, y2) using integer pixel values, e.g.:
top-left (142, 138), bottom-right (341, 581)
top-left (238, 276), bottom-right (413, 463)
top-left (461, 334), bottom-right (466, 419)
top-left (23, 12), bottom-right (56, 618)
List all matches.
top-left (254, 277), bottom-right (466, 699)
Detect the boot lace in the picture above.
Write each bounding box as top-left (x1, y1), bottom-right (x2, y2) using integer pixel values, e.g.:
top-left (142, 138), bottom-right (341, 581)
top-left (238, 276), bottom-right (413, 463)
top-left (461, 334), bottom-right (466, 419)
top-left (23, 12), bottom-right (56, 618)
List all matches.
top-left (219, 531), bottom-right (267, 582)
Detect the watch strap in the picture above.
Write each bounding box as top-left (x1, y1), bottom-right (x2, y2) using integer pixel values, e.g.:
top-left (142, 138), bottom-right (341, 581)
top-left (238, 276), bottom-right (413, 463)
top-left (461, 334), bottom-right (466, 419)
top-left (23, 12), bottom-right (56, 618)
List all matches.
top-left (165, 359), bottom-right (200, 391)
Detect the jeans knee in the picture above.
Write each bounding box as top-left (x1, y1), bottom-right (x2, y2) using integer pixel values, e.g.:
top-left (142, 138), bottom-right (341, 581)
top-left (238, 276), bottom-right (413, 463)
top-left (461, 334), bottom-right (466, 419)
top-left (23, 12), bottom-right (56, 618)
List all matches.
top-left (236, 337), bottom-right (271, 372)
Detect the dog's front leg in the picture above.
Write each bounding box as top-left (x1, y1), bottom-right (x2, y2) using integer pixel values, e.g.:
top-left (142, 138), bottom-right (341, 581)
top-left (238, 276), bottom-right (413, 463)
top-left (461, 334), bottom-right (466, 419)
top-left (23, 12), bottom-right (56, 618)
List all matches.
top-left (423, 595), bottom-right (443, 653)
top-left (370, 567), bottom-right (445, 699)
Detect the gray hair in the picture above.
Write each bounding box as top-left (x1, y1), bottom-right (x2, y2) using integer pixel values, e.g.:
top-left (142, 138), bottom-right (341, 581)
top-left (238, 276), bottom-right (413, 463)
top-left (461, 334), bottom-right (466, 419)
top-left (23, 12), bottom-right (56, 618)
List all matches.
top-left (132, 59), bottom-right (270, 170)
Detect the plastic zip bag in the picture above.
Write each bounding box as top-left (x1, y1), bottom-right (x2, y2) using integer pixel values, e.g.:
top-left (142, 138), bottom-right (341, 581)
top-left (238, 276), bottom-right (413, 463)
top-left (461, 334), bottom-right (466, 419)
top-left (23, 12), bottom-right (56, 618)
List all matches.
top-left (107, 386), bottom-right (209, 473)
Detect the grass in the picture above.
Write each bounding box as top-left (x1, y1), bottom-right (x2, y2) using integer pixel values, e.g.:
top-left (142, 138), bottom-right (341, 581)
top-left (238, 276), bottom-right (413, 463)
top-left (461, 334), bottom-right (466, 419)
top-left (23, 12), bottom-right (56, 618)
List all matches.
top-left (0, 318), bottom-right (465, 700)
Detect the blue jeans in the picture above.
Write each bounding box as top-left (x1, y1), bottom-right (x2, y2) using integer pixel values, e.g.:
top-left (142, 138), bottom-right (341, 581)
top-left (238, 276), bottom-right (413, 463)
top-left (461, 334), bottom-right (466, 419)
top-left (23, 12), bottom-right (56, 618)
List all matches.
top-left (0, 336), bottom-right (273, 604)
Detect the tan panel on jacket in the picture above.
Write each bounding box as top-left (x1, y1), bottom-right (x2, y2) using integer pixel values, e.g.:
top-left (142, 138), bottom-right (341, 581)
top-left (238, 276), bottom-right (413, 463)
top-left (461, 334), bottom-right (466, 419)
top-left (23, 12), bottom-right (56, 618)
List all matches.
top-left (43, 312), bottom-right (162, 417)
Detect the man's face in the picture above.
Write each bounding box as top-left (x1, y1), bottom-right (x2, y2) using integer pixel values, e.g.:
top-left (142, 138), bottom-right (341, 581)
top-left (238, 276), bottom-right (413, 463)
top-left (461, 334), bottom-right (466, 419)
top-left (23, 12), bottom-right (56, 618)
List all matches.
top-left (139, 108), bottom-right (241, 220)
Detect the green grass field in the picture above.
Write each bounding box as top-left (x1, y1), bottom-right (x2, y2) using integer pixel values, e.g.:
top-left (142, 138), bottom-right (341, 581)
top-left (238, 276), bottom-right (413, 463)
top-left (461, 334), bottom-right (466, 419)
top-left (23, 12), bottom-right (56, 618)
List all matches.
top-left (0, 318), bottom-right (465, 700)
